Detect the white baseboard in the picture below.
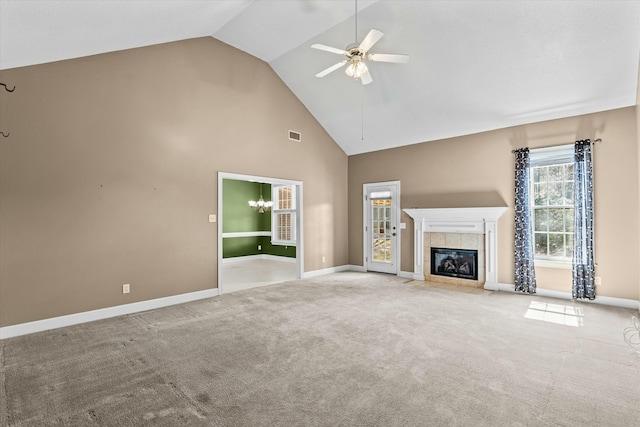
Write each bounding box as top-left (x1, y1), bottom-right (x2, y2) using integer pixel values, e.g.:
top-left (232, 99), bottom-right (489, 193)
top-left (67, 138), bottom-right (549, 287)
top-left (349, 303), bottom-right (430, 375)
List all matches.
top-left (0, 288), bottom-right (218, 340)
top-left (495, 282), bottom-right (639, 310)
top-left (345, 265), bottom-right (414, 279)
top-left (222, 254), bottom-right (296, 264)
top-left (5, 277), bottom-right (634, 341)
top-left (223, 254), bottom-right (262, 264)
top-left (263, 254), bottom-right (297, 263)
top-left (302, 265), bottom-right (350, 279)
top-left (398, 271), bottom-right (415, 279)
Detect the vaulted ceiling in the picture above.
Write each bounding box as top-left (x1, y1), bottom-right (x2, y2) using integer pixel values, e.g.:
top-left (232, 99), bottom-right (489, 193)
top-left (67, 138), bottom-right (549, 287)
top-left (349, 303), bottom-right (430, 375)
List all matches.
top-left (1, 1), bottom-right (639, 155)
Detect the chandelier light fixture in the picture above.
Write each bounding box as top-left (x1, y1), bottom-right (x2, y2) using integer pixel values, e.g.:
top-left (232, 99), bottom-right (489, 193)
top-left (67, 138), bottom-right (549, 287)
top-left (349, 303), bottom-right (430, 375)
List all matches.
top-left (248, 184), bottom-right (273, 213)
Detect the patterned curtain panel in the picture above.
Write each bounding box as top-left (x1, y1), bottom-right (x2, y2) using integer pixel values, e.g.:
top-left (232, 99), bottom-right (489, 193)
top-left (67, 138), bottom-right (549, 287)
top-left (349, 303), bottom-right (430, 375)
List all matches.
top-left (573, 140), bottom-right (595, 300)
top-left (514, 148), bottom-right (536, 294)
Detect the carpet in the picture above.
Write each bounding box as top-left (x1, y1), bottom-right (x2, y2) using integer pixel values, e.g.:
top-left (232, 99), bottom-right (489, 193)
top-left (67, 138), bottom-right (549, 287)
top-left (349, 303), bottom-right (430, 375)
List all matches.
top-left (1, 272), bottom-right (638, 426)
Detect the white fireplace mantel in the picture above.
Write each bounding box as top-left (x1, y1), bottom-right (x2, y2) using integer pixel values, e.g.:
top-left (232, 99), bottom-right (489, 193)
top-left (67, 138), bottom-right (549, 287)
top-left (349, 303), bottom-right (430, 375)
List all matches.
top-left (403, 207), bottom-right (508, 290)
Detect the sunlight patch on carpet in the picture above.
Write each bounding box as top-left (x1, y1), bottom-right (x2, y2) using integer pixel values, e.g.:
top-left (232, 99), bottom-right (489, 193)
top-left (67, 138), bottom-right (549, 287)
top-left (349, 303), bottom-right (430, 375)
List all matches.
top-left (524, 301), bottom-right (584, 327)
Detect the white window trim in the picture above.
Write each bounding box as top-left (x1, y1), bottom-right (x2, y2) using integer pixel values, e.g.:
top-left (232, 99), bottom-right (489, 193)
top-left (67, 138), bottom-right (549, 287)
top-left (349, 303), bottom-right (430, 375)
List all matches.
top-left (271, 184), bottom-right (297, 247)
top-left (529, 144), bottom-right (573, 167)
top-left (535, 258), bottom-right (572, 269)
top-left (530, 144), bottom-right (574, 266)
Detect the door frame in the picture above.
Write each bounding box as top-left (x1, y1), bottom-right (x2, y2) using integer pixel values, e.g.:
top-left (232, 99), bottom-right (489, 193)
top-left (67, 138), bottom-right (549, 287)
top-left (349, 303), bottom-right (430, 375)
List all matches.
top-left (218, 172), bottom-right (304, 295)
top-left (363, 180), bottom-right (401, 275)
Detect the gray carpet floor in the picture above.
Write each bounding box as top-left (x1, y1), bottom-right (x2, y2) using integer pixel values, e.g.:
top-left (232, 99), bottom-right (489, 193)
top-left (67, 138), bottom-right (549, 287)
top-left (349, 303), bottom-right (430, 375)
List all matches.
top-left (1, 272), bottom-right (638, 426)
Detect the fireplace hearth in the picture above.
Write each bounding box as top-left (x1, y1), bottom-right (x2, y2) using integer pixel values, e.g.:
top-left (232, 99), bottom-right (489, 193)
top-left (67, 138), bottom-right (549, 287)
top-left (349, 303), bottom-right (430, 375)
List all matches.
top-left (431, 247), bottom-right (478, 281)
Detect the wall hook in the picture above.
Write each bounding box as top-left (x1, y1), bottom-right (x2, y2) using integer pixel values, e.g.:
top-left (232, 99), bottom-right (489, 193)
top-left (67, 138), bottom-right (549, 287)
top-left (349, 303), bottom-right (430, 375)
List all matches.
top-left (1, 82), bottom-right (15, 136)
top-left (1, 83), bottom-right (16, 92)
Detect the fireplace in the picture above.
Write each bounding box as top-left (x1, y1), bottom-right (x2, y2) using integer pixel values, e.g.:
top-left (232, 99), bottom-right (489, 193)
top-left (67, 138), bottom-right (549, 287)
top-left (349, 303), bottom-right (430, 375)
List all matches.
top-left (431, 248), bottom-right (478, 281)
top-left (403, 207), bottom-right (508, 290)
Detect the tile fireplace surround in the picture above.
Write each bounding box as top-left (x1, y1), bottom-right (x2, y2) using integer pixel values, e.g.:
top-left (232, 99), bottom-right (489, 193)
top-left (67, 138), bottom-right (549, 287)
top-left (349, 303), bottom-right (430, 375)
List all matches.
top-left (426, 233), bottom-right (485, 286)
top-left (404, 207), bottom-right (508, 290)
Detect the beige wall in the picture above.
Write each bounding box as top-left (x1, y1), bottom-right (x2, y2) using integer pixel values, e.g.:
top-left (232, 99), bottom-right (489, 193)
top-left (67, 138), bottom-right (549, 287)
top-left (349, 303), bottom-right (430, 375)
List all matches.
top-left (636, 53), bottom-right (640, 307)
top-left (349, 107), bottom-right (639, 301)
top-left (1, 36), bottom-right (637, 328)
top-left (0, 37), bottom-right (348, 327)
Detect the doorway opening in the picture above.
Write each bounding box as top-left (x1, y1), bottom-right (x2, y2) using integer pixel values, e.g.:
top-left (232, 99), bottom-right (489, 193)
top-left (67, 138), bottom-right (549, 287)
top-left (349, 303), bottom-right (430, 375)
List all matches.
top-left (218, 172), bottom-right (303, 294)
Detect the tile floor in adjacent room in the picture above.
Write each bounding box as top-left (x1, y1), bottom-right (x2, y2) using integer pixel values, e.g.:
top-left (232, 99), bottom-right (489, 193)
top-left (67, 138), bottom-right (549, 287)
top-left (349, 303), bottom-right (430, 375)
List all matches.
top-left (221, 257), bottom-right (297, 294)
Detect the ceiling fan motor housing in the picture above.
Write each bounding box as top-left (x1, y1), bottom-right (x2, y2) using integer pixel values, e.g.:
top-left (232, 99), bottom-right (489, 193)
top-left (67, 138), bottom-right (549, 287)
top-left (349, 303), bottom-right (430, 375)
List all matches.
top-left (346, 47), bottom-right (364, 60)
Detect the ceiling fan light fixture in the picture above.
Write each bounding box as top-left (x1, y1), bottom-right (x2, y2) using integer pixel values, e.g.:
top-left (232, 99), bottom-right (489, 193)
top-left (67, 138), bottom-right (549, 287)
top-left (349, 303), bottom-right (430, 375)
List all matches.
top-left (345, 59), bottom-right (368, 79)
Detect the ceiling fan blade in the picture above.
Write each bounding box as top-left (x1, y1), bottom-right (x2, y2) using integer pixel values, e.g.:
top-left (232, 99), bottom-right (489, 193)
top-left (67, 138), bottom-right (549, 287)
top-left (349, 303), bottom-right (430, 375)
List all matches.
top-left (358, 29), bottom-right (384, 53)
top-left (360, 68), bottom-right (373, 85)
top-left (311, 44), bottom-right (347, 55)
top-left (315, 60), bottom-right (348, 78)
top-left (368, 53), bottom-right (410, 64)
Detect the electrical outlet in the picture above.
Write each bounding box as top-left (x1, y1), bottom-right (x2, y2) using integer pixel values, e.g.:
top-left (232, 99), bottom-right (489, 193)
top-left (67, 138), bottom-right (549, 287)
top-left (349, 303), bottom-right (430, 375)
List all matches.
top-left (208, 214), bottom-right (216, 223)
top-left (594, 277), bottom-right (602, 286)
top-left (322, 256), bottom-right (326, 263)
top-left (258, 245), bottom-right (262, 251)
top-left (123, 284), bottom-right (130, 294)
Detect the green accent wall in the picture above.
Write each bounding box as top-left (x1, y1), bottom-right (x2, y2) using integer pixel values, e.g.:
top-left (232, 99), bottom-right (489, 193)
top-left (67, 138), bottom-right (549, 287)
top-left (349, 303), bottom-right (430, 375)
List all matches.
top-left (223, 179), bottom-right (271, 233)
top-left (223, 236), bottom-right (260, 258)
top-left (258, 236), bottom-right (296, 258)
top-left (222, 179), bottom-right (295, 259)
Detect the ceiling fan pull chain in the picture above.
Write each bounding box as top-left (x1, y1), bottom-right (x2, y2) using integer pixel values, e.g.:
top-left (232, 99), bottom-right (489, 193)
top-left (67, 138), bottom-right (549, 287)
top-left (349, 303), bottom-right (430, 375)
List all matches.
top-left (361, 82), bottom-right (364, 141)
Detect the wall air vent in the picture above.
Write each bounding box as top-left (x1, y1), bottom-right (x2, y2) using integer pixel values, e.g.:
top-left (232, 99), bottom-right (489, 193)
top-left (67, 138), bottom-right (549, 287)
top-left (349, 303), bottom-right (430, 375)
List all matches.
top-left (288, 130), bottom-right (301, 142)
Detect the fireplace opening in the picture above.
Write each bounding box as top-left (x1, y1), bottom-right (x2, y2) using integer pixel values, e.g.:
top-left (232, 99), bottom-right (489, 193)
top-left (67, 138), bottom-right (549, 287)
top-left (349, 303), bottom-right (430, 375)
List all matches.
top-left (431, 247), bottom-right (478, 281)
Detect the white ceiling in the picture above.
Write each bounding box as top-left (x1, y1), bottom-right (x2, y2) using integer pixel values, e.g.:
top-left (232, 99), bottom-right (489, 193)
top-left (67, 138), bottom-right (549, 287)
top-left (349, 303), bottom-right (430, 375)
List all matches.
top-left (1, 1), bottom-right (639, 155)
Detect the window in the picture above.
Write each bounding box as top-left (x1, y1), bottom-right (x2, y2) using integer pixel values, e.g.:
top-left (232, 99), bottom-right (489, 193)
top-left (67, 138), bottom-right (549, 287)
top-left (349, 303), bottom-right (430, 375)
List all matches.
top-left (272, 184), bottom-right (296, 246)
top-left (530, 145), bottom-right (574, 264)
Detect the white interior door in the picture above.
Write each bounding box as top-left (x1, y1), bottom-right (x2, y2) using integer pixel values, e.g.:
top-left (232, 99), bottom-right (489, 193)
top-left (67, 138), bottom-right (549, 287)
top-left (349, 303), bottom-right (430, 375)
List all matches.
top-left (364, 181), bottom-right (400, 274)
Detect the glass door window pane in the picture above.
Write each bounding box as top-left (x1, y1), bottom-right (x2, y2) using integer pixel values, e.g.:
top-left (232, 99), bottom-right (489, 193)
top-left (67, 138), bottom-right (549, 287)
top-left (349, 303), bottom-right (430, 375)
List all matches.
top-left (371, 199), bottom-right (392, 263)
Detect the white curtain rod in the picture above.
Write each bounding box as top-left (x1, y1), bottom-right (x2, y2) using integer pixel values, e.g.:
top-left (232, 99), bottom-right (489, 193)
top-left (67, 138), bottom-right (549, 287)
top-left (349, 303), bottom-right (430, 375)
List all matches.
top-left (512, 138), bottom-right (602, 154)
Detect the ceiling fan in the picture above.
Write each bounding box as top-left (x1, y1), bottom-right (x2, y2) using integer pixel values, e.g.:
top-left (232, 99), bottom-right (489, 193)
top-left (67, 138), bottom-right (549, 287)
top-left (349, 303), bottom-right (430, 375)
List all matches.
top-left (311, 28), bottom-right (409, 85)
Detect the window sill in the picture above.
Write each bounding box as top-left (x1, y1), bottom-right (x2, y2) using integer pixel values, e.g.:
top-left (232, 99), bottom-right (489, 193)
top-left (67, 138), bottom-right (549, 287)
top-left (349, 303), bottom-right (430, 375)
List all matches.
top-left (535, 259), bottom-right (571, 269)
